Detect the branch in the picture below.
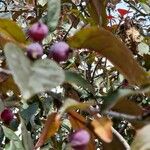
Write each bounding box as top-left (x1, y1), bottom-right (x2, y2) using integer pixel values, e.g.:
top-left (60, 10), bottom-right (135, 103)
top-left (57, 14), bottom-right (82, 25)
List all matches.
top-left (0, 68), bottom-right (12, 74)
top-left (106, 110), bottom-right (150, 122)
top-left (124, 0), bottom-right (150, 16)
top-left (112, 127), bottom-right (131, 150)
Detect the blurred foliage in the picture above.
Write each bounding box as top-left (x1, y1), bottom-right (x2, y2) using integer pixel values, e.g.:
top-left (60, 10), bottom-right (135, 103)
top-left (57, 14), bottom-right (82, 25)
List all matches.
top-left (0, 0), bottom-right (150, 150)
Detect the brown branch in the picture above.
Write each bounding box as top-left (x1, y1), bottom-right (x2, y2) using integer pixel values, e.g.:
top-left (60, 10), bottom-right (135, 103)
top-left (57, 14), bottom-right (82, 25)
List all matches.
top-left (124, 0), bottom-right (150, 16)
top-left (106, 110), bottom-right (150, 121)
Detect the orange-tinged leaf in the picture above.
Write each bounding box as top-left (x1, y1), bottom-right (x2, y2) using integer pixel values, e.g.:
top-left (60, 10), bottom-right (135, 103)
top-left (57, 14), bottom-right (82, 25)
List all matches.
top-left (35, 113), bottom-right (61, 148)
top-left (0, 27), bottom-right (16, 48)
top-left (102, 128), bottom-right (129, 150)
top-left (68, 111), bottom-right (96, 150)
top-left (112, 99), bottom-right (146, 129)
top-left (0, 76), bottom-right (20, 96)
top-left (67, 27), bottom-right (150, 86)
top-left (0, 19), bottom-right (26, 46)
top-left (112, 98), bottom-right (143, 116)
top-left (91, 116), bottom-right (113, 143)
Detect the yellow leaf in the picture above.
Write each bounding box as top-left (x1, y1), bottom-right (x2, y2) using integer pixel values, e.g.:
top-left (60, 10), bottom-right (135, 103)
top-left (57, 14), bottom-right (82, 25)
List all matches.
top-left (0, 76), bottom-right (20, 96)
top-left (35, 113), bottom-right (61, 148)
top-left (67, 27), bottom-right (150, 86)
top-left (0, 19), bottom-right (26, 47)
top-left (91, 116), bottom-right (113, 143)
top-left (59, 98), bottom-right (94, 115)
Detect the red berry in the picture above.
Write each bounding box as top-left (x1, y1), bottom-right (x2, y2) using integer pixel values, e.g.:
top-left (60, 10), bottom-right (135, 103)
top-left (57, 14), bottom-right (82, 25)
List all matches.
top-left (28, 22), bottom-right (48, 42)
top-left (1, 108), bottom-right (14, 124)
top-left (69, 129), bottom-right (90, 150)
top-left (49, 42), bottom-right (70, 62)
top-left (27, 43), bottom-right (43, 59)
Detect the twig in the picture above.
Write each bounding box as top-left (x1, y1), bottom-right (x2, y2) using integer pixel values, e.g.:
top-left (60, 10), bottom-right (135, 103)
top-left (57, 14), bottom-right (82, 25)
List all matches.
top-left (0, 10), bottom-right (34, 13)
top-left (106, 110), bottom-right (150, 121)
top-left (124, 0), bottom-right (150, 16)
top-left (0, 68), bottom-right (11, 74)
top-left (112, 127), bottom-right (131, 150)
top-left (91, 58), bottom-right (102, 83)
top-left (62, 1), bottom-right (88, 40)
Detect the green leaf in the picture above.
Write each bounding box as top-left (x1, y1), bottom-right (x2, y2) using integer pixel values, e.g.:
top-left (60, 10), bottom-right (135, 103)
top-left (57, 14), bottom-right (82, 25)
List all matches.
top-left (141, 3), bottom-right (150, 13)
top-left (5, 141), bottom-right (17, 150)
top-left (2, 126), bottom-right (24, 150)
top-left (4, 43), bottom-right (65, 100)
top-left (67, 27), bottom-right (150, 86)
top-left (47, 0), bottom-right (61, 32)
top-left (21, 118), bottom-right (34, 150)
top-left (20, 103), bottom-right (38, 124)
top-left (138, 42), bottom-right (150, 56)
top-left (65, 71), bottom-right (95, 94)
top-left (0, 19), bottom-right (26, 44)
top-left (0, 99), bottom-right (4, 113)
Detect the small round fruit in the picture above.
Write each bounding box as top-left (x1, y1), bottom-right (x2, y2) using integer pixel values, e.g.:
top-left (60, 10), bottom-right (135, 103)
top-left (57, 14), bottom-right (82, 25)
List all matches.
top-left (69, 129), bottom-right (90, 150)
top-left (27, 43), bottom-right (43, 59)
top-left (49, 41), bottom-right (70, 62)
top-left (28, 22), bottom-right (48, 42)
top-left (1, 108), bottom-right (14, 124)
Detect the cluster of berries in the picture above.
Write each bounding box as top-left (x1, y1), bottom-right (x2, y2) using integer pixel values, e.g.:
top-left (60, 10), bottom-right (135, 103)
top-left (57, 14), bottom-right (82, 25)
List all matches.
top-left (27, 22), bottom-right (70, 62)
top-left (1, 22), bottom-right (90, 149)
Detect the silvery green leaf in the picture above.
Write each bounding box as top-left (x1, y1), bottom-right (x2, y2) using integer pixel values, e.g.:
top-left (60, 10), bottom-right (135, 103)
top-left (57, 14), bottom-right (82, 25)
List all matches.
top-left (47, 0), bottom-right (61, 32)
top-left (2, 126), bottom-right (24, 150)
top-left (5, 141), bottom-right (17, 150)
top-left (138, 42), bottom-right (150, 56)
top-left (4, 43), bottom-right (64, 100)
top-left (0, 99), bottom-right (4, 113)
top-left (21, 118), bottom-right (34, 150)
top-left (38, 0), bottom-right (47, 6)
top-left (141, 3), bottom-right (150, 14)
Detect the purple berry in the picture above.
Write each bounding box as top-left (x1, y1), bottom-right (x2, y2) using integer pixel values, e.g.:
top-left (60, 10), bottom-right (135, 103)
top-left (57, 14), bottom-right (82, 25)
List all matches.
top-left (28, 22), bottom-right (48, 42)
top-left (1, 108), bottom-right (14, 124)
top-left (27, 43), bottom-right (43, 59)
top-left (49, 42), bottom-right (70, 62)
top-left (69, 129), bottom-right (90, 150)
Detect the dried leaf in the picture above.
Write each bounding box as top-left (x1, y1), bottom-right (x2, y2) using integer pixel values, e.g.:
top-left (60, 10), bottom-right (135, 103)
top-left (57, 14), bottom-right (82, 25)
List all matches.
top-left (91, 116), bottom-right (113, 143)
top-left (59, 98), bottom-right (94, 115)
top-left (112, 99), bottom-right (143, 116)
top-left (0, 76), bottom-right (20, 96)
top-left (68, 111), bottom-right (96, 150)
top-left (35, 113), bottom-right (61, 148)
